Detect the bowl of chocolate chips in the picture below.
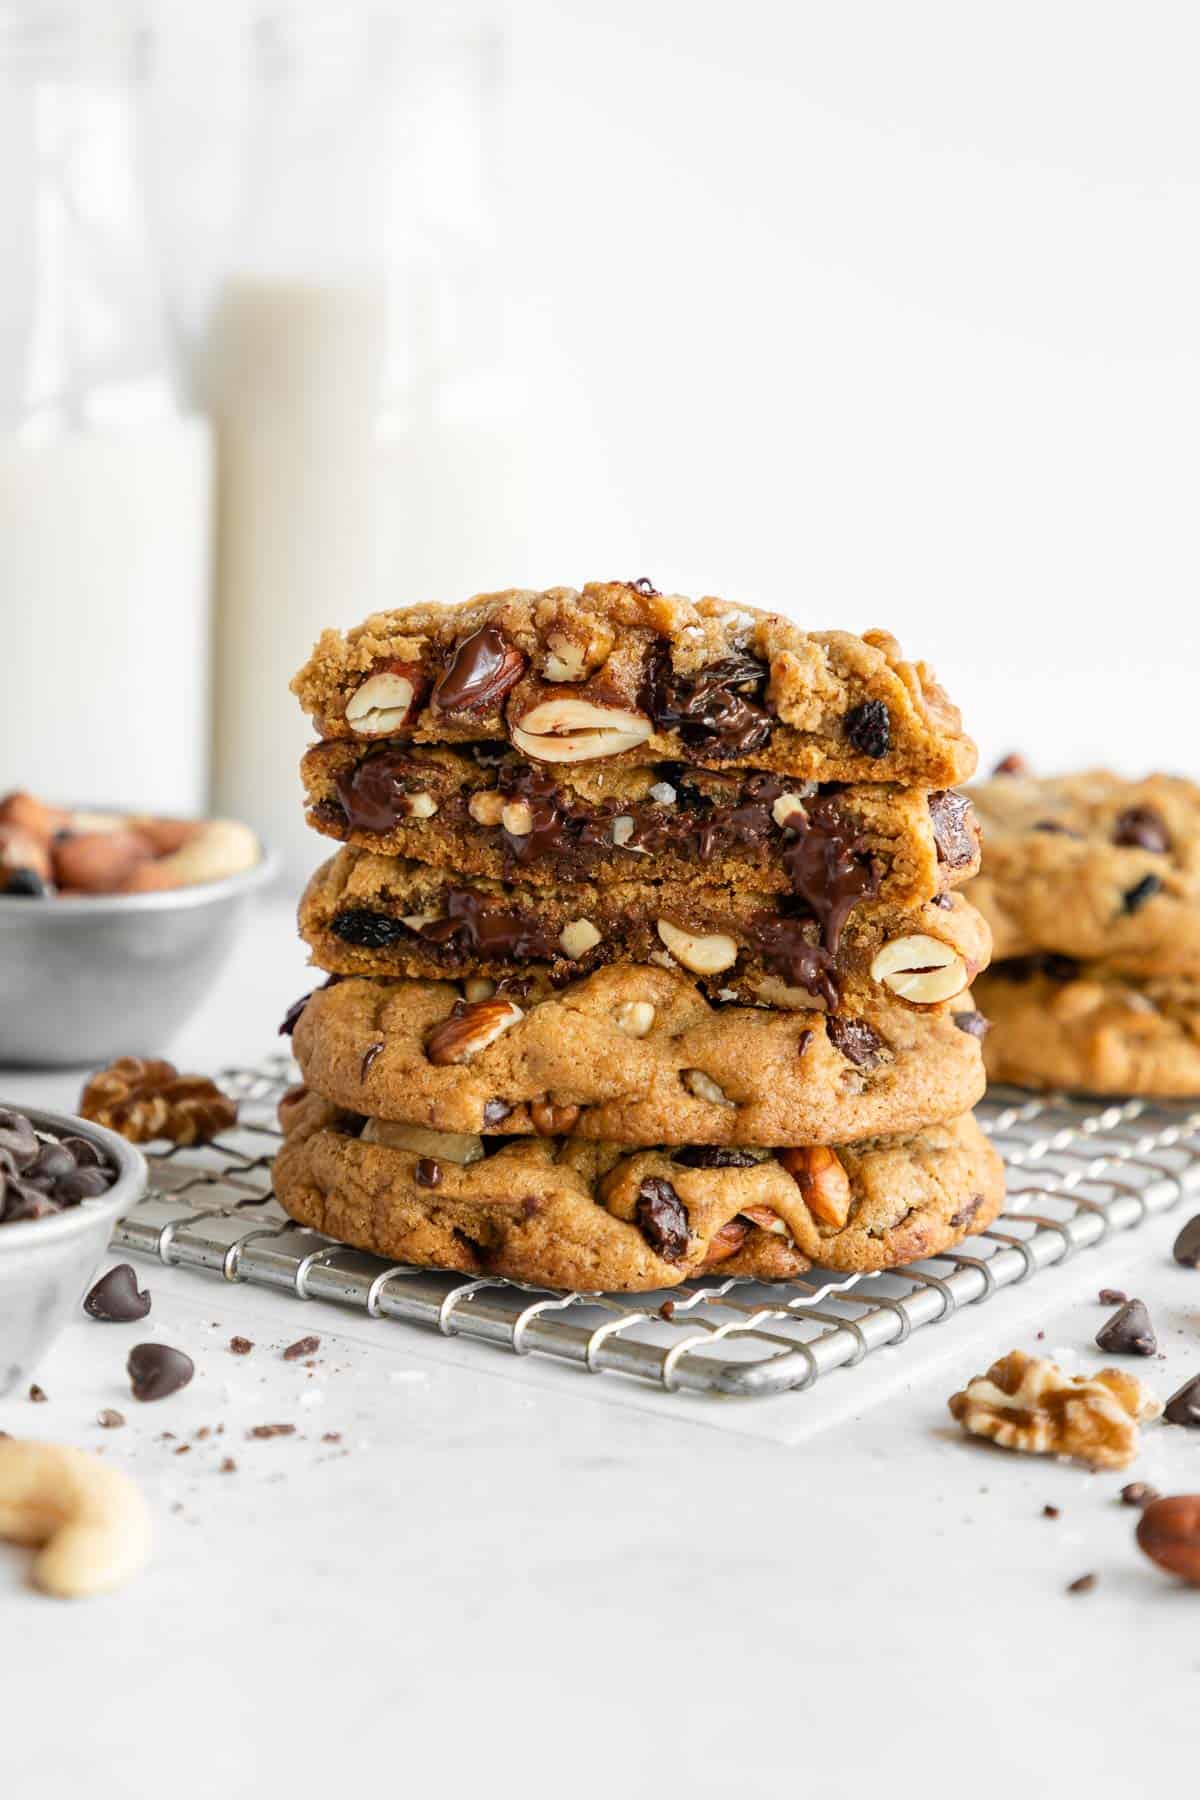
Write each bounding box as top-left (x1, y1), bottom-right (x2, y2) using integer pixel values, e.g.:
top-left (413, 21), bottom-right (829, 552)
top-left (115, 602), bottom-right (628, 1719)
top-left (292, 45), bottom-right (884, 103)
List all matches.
top-left (0, 1103), bottom-right (146, 1396)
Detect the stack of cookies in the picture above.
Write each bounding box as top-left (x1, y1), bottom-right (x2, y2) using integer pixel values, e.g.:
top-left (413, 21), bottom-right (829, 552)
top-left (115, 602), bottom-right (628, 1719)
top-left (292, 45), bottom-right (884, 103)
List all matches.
top-left (274, 581), bottom-right (1004, 1292)
top-left (968, 767), bottom-right (1200, 1095)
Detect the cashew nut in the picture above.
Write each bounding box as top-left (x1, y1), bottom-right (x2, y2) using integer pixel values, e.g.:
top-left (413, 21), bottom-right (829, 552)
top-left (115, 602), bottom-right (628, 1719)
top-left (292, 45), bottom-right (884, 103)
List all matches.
top-left (0, 1440), bottom-right (151, 1598)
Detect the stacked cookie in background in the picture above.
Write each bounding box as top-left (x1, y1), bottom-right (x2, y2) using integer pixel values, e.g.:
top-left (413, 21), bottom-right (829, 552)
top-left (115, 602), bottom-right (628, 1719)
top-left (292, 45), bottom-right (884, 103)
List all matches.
top-left (275, 581), bottom-right (1004, 1292)
top-left (967, 766), bottom-right (1200, 1095)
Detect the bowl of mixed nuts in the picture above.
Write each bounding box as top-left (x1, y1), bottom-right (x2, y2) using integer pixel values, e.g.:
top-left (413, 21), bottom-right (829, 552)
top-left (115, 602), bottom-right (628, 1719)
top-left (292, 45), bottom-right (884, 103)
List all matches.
top-left (0, 1102), bottom-right (147, 1397)
top-left (0, 789), bottom-right (277, 1067)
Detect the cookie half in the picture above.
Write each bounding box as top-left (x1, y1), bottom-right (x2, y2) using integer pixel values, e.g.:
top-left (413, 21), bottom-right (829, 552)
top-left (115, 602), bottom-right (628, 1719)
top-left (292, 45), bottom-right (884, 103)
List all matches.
top-left (287, 965), bottom-right (988, 1144)
top-left (976, 961), bottom-right (1200, 1096)
top-left (292, 581), bottom-right (976, 785)
top-left (273, 1092), bottom-right (1004, 1291)
top-left (299, 850), bottom-right (991, 1010)
top-left (303, 741), bottom-right (979, 904)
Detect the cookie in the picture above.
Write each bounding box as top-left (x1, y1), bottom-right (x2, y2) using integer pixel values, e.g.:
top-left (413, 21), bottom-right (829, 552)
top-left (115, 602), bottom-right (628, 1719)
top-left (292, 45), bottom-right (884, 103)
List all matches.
top-left (302, 739), bottom-right (980, 903)
top-left (975, 961), bottom-right (1200, 1096)
top-left (292, 581), bottom-right (977, 785)
top-left (273, 1090), bottom-right (1004, 1290)
top-left (298, 850), bottom-right (991, 1009)
top-left (287, 964), bottom-right (988, 1144)
top-left (967, 770), bottom-right (1200, 976)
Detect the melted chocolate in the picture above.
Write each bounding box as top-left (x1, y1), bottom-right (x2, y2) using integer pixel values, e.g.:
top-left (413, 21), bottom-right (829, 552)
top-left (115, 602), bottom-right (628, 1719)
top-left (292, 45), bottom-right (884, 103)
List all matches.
top-left (432, 625), bottom-right (527, 715)
top-left (746, 915), bottom-right (838, 1008)
top-left (419, 891), bottom-right (562, 963)
top-left (781, 796), bottom-right (879, 953)
top-left (643, 644), bottom-right (773, 758)
top-left (336, 749), bottom-right (431, 835)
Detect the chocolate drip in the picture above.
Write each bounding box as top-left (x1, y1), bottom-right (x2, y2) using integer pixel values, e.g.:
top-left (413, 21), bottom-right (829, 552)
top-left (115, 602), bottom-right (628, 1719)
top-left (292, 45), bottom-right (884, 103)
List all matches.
top-left (780, 796), bottom-right (880, 954)
top-left (746, 915), bottom-right (839, 1008)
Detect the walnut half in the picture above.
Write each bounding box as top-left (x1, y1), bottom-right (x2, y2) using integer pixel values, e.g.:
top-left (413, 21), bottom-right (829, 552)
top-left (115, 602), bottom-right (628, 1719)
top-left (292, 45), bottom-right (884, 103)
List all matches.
top-left (80, 1057), bottom-right (238, 1146)
top-left (948, 1350), bottom-right (1162, 1470)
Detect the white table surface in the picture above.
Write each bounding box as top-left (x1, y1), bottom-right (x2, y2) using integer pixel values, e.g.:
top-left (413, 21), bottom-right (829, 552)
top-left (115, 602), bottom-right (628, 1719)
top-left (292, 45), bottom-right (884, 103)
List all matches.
top-left (4, 895), bottom-right (1199, 1798)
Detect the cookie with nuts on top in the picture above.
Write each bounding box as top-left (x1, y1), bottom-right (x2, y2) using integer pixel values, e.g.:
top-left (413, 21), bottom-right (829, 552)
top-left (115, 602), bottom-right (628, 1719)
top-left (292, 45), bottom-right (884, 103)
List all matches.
top-left (301, 739), bottom-right (980, 904)
top-left (298, 848), bottom-right (991, 1012)
top-left (273, 1087), bottom-right (1004, 1290)
top-left (292, 581), bottom-right (977, 785)
top-left (286, 965), bottom-right (989, 1145)
top-left (966, 769), bottom-right (1200, 977)
top-left (973, 959), bottom-right (1200, 1096)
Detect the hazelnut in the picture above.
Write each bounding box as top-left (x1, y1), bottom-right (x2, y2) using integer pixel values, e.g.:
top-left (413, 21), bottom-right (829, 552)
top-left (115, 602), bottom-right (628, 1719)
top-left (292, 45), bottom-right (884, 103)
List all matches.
top-left (345, 663), bottom-right (422, 735)
top-left (406, 792), bottom-right (438, 821)
top-left (463, 977), bottom-right (497, 1002)
top-left (468, 790), bottom-right (506, 828)
top-left (426, 997), bottom-right (523, 1065)
top-left (771, 792), bottom-right (808, 829)
top-left (682, 1069), bottom-right (733, 1106)
top-left (500, 799), bottom-right (534, 837)
top-left (559, 918), bottom-right (601, 959)
top-left (510, 693), bottom-right (652, 763)
top-left (1136, 1496), bottom-right (1200, 1585)
top-left (778, 1145), bottom-right (852, 1228)
top-left (542, 638), bottom-right (587, 683)
top-left (655, 918), bottom-right (738, 976)
top-left (614, 1000), bottom-right (655, 1037)
top-left (869, 934), bottom-right (968, 1004)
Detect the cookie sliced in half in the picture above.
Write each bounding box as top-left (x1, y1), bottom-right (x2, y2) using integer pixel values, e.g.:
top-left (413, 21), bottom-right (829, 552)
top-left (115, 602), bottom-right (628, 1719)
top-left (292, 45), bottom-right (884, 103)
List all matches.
top-left (274, 1090), bottom-right (1004, 1292)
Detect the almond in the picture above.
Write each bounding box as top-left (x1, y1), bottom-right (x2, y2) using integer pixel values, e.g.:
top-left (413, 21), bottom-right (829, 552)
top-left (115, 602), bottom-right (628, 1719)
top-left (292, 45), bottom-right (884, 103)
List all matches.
top-left (53, 830), bottom-right (155, 894)
top-left (425, 997), bottom-right (523, 1065)
top-left (779, 1145), bottom-right (852, 1228)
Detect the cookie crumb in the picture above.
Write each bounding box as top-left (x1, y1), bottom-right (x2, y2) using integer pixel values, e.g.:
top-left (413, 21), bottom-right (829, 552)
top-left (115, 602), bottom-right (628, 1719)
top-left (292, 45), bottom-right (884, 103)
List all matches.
top-left (1066, 1572), bottom-right (1097, 1595)
top-left (229, 1335), bottom-right (254, 1355)
top-left (282, 1335), bottom-right (321, 1361)
top-left (1098, 1288), bottom-right (1128, 1305)
top-left (219, 1456), bottom-right (237, 1474)
top-left (1042, 1504), bottom-right (1060, 1518)
top-left (97, 1408), bottom-right (125, 1430)
top-left (1120, 1481), bottom-right (1160, 1508)
top-left (28, 1384), bottom-right (47, 1403)
top-left (246, 1422), bottom-right (296, 1440)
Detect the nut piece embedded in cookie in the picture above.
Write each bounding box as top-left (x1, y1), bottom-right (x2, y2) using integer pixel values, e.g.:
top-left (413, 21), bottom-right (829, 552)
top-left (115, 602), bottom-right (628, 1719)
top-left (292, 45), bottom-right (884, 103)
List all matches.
top-left (345, 664), bottom-right (424, 735)
top-left (948, 1350), bottom-right (1162, 1470)
top-left (425, 997), bottom-right (523, 1066)
top-left (778, 1145), bottom-right (851, 1227)
top-left (870, 934), bottom-right (968, 1003)
top-left (655, 919), bottom-right (738, 976)
top-left (510, 693), bottom-right (652, 763)
top-left (80, 1058), bottom-right (237, 1145)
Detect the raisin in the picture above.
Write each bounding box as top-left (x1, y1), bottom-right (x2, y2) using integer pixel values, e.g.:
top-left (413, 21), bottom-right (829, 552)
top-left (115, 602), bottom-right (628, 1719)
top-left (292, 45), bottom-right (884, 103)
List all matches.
top-left (634, 1178), bottom-right (690, 1262)
top-left (826, 1015), bottom-right (885, 1068)
top-left (329, 910), bottom-right (410, 948)
top-left (843, 700), bottom-right (890, 759)
top-left (1122, 874), bottom-right (1161, 914)
top-left (672, 1147), bottom-right (760, 1169)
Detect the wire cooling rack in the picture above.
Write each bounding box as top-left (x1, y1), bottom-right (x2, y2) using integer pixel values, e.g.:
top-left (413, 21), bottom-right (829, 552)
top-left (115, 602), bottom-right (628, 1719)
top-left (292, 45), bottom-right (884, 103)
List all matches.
top-left (110, 1055), bottom-right (1200, 1399)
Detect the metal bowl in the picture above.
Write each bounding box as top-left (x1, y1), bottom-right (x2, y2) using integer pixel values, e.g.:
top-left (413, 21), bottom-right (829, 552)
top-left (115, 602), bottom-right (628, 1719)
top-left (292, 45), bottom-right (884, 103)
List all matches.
top-left (0, 1104), bottom-right (148, 1397)
top-left (0, 852), bottom-right (279, 1067)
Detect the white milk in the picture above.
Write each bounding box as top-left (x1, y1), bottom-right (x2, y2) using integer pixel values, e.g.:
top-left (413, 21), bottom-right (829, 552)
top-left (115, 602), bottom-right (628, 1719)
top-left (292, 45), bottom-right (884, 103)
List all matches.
top-left (204, 273), bottom-right (527, 881)
top-left (0, 417), bottom-right (213, 813)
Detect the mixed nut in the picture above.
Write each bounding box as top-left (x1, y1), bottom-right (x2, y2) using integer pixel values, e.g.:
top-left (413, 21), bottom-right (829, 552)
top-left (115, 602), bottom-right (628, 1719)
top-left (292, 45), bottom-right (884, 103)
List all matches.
top-left (0, 788), bottom-right (259, 897)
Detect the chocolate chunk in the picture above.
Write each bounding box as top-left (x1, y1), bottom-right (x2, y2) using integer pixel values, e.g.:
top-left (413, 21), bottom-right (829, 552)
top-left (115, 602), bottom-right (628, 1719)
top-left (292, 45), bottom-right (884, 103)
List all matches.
top-left (128, 1343), bottom-right (194, 1402)
top-left (414, 1157), bottom-right (442, 1188)
top-left (994, 953), bottom-right (1080, 984)
top-left (1096, 1298), bottom-right (1156, 1356)
top-left (646, 647), bottom-right (772, 758)
top-left (672, 1147), bottom-right (760, 1169)
top-left (796, 1028), bottom-right (813, 1059)
top-left (1113, 806), bottom-right (1170, 853)
top-left (1172, 1214), bottom-right (1200, 1267)
top-left (928, 791), bottom-right (977, 868)
top-left (360, 1041), bottom-right (384, 1080)
top-left (28, 1384), bottom-right (47, 1403)
top-left (1066, 1572), bottom-right (1097, 1595)
top-left (1042, 1504), bottom-right (1060, 1519)
top-left (953, 1010), bottom-right (990, 1039)
top-left (229, 1336), bottom-right (253, 1355)
top-left (28, 1141), bottom-right (75, 1182)
top-left (843, 700), bottom-right (890, 759)
top-left (1122, 874), bottom-right (1161, 914)
top-left (826, 1015), bottom-right (885, 1068)
top-left (418, 890), bottom-right (562, 964)
top-left (482, 1099), bottom-right (512, 1126)
top-left (1120, 1481), bottom-right (1160, 1508)
top-left (54, 1167), bottom-right (112, 1203)
top-left (432, 624), bottom-right (527, 715)
top-left (991, 752), bottom-right (1028, 776)
top-left (330, 909), bottom-right (410, 949)
top-left (246, 1422), bottom-right (296, 1440)
top-left (84, 1263), bottom-right (151, 1323)
top-left (1164, 1374), bottom-right (1200, 1427)
top-left (948, 1195), bottom-right (983, 1229)
top-left (1098, 1287), bottom-right (1128, 1304)
top-left (780, 797), bottom-right (879, 952)
top-left (282, 1335), bottom-right (320, 1361)
top-left (4, 868), bottom-right (48, 896)
top-left (748, 916), bottom-right (838, 1009)
top-left (97, 1408), bottom-right (126, 1429)
top-left (1033, 819), bottom-right (1079, 836)
top-left (335, 748), bottom-right (432, 834)
top-left (59, 1134), bottom-right (105, 1168)
top-left (634, 1177), bottom-right (690, 1262)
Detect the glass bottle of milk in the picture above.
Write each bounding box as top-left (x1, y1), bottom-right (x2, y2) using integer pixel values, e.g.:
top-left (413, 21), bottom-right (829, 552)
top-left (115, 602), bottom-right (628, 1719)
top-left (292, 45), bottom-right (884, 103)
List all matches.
top-left (0, 3), bottom-right (213, 814)
top-left (177, 5), bottom-right (522, 881)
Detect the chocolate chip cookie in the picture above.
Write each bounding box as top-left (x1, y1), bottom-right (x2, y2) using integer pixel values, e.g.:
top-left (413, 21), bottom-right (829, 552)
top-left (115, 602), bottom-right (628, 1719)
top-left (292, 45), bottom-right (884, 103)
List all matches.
top-left (273, 1089), bottom-right (1004, 1290)
top-left (292, 581), bottom-right (977, 784)
top-left (967, 770), bottom-right (1200, 976)
top-left (302, 740), bottom-right (980, 904)
top-left (975, 960), bottom-right (1200, 1095)
top-left (298, 850), bottom-right (991, 1010)
top-left (287, 965), bottom-right (988, 1144)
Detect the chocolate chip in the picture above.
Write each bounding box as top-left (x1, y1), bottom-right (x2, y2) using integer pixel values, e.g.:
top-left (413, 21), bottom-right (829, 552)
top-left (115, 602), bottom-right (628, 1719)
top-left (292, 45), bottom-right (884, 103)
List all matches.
top-left (1172, 1214), bottom-right (1200, 1267)
top-left (672, 1147), bottom-right (760, 1169)
top-left (432, 625), bottom-right (527, 716)
top-left (360, 1041), bottom-right (384, 1080)
top-left (482, 1099), bottom-right (512, 1126)
top-left (282, 1336), bottom-right (320, 1361)
top-left (4, 868), bottom-right (48, 896)
top-left (953, 1010), bottom-right (990, 1039)
top-left (628, 577), bottom-right (660, 596)
top-left (229, 1336), bottom-right (253, 1355)
top-left (1120, 1481), bottom-right (1160, 1508)
top-left (843, 700), bottom-right (890, 759)
top-left (84, 1264), bottom-right (151, 1322)
top-left (646, 649), bottom-right (773, 758)
top-left (634, 1177), bottom-right (690, 1262)
top-left (991, 752), bottom-right (1028, 776)
top-left (128, 1343), bottom-right (194, 1402)
top-left (1122, 874), bottom-right (1161, 914)
top-left (59, 1135), bottom-right (104, 1168)
top-left (28, 1384), bottom-right (47, 1403)
top-left (0, 1109), bottom-right (38, 1171)
top-left (246, 1422), bottom-right (296, 1440)
top-left (330, 909), bottom-right (410, 949)
top-left (54, 1167), bottom-right (113, 1203)
top-left (927, 791), bottom-right (977, 868)
top-left (1164, 1374), bottom-right (1200, 1427)
top-left (279, 992), bottom-right (311, 1036)
top-left (1095, 1298), bottom-right (1157, 1356)
top-left (1113, 806), bottom-right (1170, 853)
top-left (826, 1015), bottom-right (885, 1069)
top-left (414, 1157), bottom-right (442, 1188)
top-left (97, 1408), bottom-right (125, 1429)
top-left (220, 1457), bottom-right (237, 1473)
top-left (1066, 1572), bottom-right (1097, 1595)
top-left (1098, 1288), bottom-right (1128, 1305)
top-left (1043, 1504), bottom-right (1060, 1518)
top-left (28, 1142), bottom-right (75, 1182)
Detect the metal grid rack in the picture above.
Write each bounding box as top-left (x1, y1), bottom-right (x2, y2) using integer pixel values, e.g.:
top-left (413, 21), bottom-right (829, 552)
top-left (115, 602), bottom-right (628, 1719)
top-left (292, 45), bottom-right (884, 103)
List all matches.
top-left (111, 1055), bottom-right (1200, 1399)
